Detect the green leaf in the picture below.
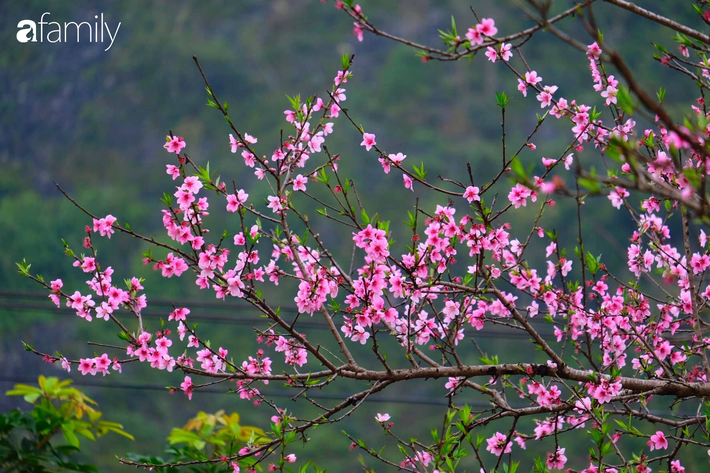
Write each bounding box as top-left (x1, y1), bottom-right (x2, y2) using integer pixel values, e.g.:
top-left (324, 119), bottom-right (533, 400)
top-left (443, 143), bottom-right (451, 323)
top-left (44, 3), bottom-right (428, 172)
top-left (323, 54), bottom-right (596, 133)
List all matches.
top-left (412, 162), bottom-right (428, 181)
top-left (167, 428), bottom-right (206, 450)
top-left (15, 259), bottom-right (31, 276)
top-left (509, 156), bottom-right (526, 180)
top-left (160, 192), bottom-right (173, 207)
top-left (495, 91), bottom-right (511, 108)
top-left (617, 86), bottom-right (635, 114)
top-left (657, 87), bottom-right (666, 103)
top-left (585, 252), bottom-right (602, 275)
top-left (578, 169), bottom-right (601, 194)
top-left (286, 94), bottom-right (301, 111)
top-left (405, 210), bottom-right (416, 229)
top-left (6, 384), bottom-right (43, 404)
top-left (62, 425), bottom-right (81, 448)
top-left (590, 106), bottom-right (602, 122)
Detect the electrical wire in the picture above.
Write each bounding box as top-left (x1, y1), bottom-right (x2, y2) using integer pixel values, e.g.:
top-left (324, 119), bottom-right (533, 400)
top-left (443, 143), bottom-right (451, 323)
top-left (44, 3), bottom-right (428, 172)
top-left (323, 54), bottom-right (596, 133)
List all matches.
top-left (0, 375), bottom-right (459, 407)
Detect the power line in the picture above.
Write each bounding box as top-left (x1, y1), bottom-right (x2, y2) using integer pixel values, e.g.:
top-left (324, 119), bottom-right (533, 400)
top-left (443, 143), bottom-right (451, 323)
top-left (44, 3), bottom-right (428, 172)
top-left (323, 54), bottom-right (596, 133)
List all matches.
top-left (1, 376), bottom-right (699, 419)
top-left (0, 302), bottom-right (328, 330)
top-left (0, 290), bottom-right (295, 313)
top-left (0, 291), bottom-right (553, 339)
top-left (0, 290), bottom-right (551, 328)
top-left (0, 375), bottom-right (459, 407)
top-left (2, 303), bottom-right (549, 340)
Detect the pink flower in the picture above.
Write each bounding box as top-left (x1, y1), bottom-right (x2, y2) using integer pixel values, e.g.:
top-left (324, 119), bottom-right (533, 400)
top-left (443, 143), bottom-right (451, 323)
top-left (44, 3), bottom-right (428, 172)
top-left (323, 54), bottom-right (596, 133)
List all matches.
top-left (601, 85), bottom-right (618, 106)
top-left (169, 307), bottom-right (190, 322)
top-left (445, 377), bottom-right (463, 391)
top-left (485, 47), bottom-right (498, 62)
top-left (563, 153), bottom-right (574, 170)
top-left (164, 136), bottom-right (186, 154)
top-left (334, 70), bottom-right (351, 86)
top-left (229, 134), bottom-right (241, 152)
top-left (285, 454), bottom-right (297, 463)
top-left (546, 447), bottom-right (567, 470)
top-left (670, 351), bottom-right (687, 365)
top-left (525, 70), bottom-right (542, 86)
top-left (241, 150), bottom-right (256, 167)
top-left (361, 133), bottom-right (377, 151)
top-left (388, 152), bottom-right (406, 165)
top-left (536, 85), bottom-right (558, 108)
top-left (80, 257), bottom-right (97, 273)
top-left (647, 431), bottom-right (668, 451)
top-left (463, 186), bottom-right (481, 203)
top-left (94, 353), bottom-right (111, 376)
top-left (226, 190), bottom-right (249, 212)
top-left (508, 183), bottom-right (533, 209)
top-left (180, 376), bottom-right (194, 400)
top-left (174, 188), bottom-right (195, 209)
top-left (690, 253), bottom-right (710, 274)
top-left (486, 432), bottom-right (513, 456)
top-left (78, 358), bottom-right (96, 376)
top-left (166, 164), bottom-right (180, 180)
top-left (587, 42), bottom-right (602, 59)
top-left (477, 18), bottom-right (498, 37)
top-left (351, 325), bottom-right (370, 344)
top-left (160, 253), bottom-right (188, 278)
top-left (560, 258), bottom-right (572, 277)
top-left (587, 378), bottom-right (622, 403)
top-left (545, 242), bottom-right (557, 258)
top-left (267, 195), bottom-right (284, 213)
top-left (293, 174), bottom-right (308, 192)
top-left (353, 22), bottom-right (364, 42)
top-left (403, 174), bottom-right (414, 191)
top-left (181, 176), bottom-right (203, 194)
top-left (608, 186), bottom-right (629, 209)
top-left (442, 300), bottom-right (460, 322)
top-left (50, 279), bottom-right (63, 292)
top-left (465, 27), bottom-right (483, 46)
top-left (375, 413), bottom-right (390, 423)
top-left (499, 43), bottom-right (513, 61)
top-left (517, 78), bottom-right (528, 97)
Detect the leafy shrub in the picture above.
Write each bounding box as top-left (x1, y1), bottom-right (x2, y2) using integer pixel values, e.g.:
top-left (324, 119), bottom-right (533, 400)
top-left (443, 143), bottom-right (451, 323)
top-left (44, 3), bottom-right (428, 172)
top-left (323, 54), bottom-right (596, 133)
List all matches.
top-left (0, 375), bottom-right (132, 472)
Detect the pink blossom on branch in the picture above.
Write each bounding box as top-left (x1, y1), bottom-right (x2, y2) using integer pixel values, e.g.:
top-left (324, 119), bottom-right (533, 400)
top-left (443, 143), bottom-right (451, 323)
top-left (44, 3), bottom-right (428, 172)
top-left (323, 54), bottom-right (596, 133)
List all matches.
top-left (360, 132), bottom-right (376, 151)
top-left (486, 432), bottom-right (513, 456)
top-left (18, 5), bottom-right (710, 471)
top-left (163, 135), bottom-right (186, 154)
top-left (647, 431), bottom-right (669, 451)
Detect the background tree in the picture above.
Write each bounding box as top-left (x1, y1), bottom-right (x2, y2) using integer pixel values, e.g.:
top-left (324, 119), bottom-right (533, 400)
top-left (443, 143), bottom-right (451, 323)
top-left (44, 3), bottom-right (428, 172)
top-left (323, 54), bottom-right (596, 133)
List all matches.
top-left (0, 376), bottom-right (132, 472)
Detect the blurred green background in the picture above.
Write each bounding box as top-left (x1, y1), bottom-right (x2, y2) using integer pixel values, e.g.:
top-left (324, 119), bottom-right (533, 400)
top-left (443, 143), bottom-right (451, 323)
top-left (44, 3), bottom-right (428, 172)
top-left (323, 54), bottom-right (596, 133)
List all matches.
top-left (1, 0), bottom-right (707, 470)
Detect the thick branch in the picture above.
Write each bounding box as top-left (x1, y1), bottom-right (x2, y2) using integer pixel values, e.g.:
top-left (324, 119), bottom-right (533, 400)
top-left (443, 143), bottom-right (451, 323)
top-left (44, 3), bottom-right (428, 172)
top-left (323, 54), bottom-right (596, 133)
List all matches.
top-left (603, 0), bottom-right (710, 45)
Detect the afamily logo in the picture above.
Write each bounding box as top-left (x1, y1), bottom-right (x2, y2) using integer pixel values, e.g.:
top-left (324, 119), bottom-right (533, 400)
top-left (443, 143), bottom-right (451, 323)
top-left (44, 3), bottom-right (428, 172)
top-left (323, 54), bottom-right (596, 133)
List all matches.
top-left (16, 12), bottom-right (121, 51)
